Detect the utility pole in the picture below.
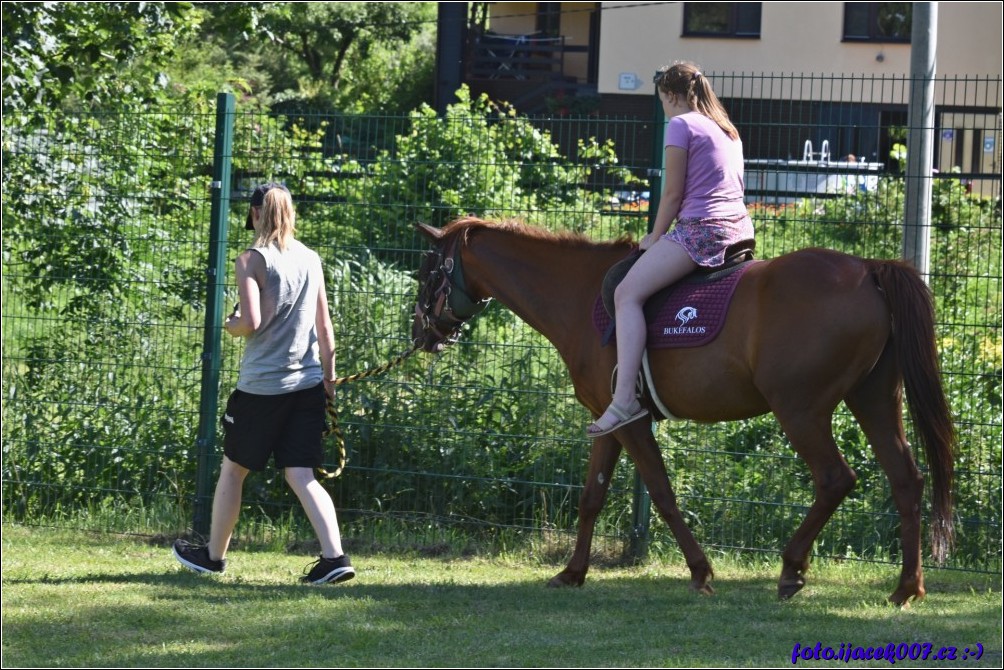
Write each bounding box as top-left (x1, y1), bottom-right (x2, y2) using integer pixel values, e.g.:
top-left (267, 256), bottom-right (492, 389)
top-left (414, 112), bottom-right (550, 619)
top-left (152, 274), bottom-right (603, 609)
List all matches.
top-left (903, 2), bottom-right (937, 279)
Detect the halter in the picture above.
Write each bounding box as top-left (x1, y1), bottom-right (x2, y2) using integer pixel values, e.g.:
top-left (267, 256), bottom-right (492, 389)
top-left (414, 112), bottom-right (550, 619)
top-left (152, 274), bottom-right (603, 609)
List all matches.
top-left (414, 233), bottom-right (492, 349)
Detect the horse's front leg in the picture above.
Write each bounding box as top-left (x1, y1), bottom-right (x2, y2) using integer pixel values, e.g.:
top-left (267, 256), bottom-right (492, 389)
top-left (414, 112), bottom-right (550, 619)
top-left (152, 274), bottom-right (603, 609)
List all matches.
top-left (548, 433), bottom-right (622, 588)
top-left (620, 424), bottom-right (714, 594)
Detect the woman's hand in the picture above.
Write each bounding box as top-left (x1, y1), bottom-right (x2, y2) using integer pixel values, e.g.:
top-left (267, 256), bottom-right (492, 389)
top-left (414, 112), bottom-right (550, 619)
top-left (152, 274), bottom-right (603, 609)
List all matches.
top-left (639, 231), bottom-right (661, 251)
top-left (224, 304), bottom-right (242, 335)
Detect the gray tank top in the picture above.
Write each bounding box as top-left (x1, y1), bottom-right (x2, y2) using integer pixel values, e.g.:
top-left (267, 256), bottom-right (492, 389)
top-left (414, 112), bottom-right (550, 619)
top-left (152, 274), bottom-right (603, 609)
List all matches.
top-left (236, 239), bottom-right (324, 395)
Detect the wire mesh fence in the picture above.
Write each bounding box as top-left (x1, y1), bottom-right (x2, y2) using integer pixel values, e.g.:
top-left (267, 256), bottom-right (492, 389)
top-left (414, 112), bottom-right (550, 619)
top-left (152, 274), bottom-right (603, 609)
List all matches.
top-left (2, 74), bottom-right (1000, 572)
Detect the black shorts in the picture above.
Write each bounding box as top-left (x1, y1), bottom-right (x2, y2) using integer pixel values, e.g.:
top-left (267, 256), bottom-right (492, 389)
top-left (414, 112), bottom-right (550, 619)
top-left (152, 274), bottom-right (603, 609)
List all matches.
top-left (220, 383), bottom-right (327, 471)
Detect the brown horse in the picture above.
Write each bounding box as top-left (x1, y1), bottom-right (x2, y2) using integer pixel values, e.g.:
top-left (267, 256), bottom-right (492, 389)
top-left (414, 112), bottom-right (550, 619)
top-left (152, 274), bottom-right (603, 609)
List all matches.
top-left (412, 217), bottom-right (955, 606)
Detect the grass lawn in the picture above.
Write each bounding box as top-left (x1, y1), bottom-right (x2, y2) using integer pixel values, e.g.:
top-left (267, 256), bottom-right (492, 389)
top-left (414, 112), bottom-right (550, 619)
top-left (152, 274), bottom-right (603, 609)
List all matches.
top-left (2, 524), bottom-right (1000, 667)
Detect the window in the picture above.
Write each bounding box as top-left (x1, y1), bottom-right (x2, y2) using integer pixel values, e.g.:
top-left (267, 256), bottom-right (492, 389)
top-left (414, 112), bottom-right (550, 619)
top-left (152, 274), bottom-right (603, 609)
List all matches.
top-left (683, 3), bottom-right (761, 38)
top-left (843, 3), bottom-right (911, 42)
top-left (536, 3), bottom-right (561, 37)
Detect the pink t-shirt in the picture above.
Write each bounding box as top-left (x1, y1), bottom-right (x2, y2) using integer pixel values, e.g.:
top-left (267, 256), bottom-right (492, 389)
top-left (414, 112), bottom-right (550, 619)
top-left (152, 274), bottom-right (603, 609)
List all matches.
top-left (665, 112), bottom-right (747, 220)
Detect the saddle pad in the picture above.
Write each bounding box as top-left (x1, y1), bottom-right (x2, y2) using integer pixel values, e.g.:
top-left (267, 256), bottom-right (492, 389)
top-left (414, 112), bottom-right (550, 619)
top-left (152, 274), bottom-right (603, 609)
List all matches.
top-left (592, 262), bottom-right (755, 349)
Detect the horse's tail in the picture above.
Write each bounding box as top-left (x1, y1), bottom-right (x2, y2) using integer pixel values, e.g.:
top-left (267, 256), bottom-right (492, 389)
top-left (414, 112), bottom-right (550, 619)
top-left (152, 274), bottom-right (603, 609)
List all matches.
top-left (872, 260), bottom-right (956, 563)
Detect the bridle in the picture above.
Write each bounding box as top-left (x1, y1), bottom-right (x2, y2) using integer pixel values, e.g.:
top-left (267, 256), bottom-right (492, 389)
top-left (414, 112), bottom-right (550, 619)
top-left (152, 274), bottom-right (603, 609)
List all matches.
top-left (414, 233), bottom-right (491, 351)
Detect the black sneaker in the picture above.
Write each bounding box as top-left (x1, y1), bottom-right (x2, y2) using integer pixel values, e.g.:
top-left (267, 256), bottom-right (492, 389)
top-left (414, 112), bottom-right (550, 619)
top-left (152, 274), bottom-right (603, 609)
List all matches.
top-left (302, 554), bottom-right (355, 585)
top-left (173, 539), bottom-right (226, 574)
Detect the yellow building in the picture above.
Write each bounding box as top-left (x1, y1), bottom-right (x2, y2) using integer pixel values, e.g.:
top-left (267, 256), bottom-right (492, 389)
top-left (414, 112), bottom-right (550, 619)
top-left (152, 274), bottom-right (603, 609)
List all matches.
top-left (436, 2), bottom-right (1001, 194)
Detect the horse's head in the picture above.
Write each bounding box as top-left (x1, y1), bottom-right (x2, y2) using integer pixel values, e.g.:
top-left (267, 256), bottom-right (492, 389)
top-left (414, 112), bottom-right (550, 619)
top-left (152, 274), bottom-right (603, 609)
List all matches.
top-left (412, 222), bottom-right (492, 353)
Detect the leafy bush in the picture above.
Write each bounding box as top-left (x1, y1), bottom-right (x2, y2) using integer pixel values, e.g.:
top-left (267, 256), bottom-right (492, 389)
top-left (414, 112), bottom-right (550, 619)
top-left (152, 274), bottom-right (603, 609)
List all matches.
top-left (298, 86), bottom-right (641, 253)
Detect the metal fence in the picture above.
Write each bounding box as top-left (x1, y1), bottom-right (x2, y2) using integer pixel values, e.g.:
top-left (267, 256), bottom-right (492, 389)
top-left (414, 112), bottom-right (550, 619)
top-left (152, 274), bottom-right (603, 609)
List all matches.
top-left (2, 73), bottom-right (1000, 572)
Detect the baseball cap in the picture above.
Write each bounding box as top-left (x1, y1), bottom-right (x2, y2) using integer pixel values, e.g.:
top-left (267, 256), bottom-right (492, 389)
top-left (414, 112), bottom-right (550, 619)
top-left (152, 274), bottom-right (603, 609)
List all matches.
top-left (245, 182), bottom-right (290, 230)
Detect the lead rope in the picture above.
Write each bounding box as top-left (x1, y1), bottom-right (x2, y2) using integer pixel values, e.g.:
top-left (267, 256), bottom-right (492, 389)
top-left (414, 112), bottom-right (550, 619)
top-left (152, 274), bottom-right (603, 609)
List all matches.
top-left (316, 343), bottom-right (419, 479)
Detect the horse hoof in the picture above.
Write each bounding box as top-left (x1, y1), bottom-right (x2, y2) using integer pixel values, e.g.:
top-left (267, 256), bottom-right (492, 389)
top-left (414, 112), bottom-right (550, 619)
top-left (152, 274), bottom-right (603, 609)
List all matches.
top-left (778, 577), bottom-right (806, 600)
top-left (690, 580), bottom-right (715, 595)
top-left (888, 586), bottom-right (925, 608)
top-left (547, 573), bottom-right (584, 588)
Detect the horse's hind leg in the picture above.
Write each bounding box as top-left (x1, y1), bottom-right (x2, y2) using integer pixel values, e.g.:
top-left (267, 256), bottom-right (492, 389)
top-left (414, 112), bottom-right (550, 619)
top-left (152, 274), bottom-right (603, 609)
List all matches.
top-left (773, 408), bottom-right (858, 600)
top-left (549, 433), bottom-right (622, 588)
top-left (845, 351), bottom-right (926, 606)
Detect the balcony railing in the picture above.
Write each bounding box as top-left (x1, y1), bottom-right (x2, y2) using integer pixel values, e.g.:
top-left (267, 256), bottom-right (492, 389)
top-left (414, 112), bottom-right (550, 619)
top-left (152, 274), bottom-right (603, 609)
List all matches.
top-left (469, 32), bottom-right (566, 80)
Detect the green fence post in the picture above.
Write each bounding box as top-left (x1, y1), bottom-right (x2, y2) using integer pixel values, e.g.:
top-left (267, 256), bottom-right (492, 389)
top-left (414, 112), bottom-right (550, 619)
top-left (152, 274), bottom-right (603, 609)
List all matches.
top-left (628, 77), bottom-right (667, 562)
top-left (646, 76), bottom-right (666, 233)
top-left (193, 92), bottom-right (236, 537)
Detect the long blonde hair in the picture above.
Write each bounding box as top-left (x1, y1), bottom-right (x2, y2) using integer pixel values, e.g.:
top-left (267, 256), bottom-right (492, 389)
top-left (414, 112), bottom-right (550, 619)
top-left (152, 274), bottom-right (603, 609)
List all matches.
top-left (655, 61), bottom-right (739, 141)
top-left (253, 188), bottom-right (296, 251)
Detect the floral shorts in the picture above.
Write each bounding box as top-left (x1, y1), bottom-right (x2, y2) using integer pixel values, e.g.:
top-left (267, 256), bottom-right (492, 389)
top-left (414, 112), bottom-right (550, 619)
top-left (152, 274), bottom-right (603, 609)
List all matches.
top-left (664, 213), bottom-right (755, 267)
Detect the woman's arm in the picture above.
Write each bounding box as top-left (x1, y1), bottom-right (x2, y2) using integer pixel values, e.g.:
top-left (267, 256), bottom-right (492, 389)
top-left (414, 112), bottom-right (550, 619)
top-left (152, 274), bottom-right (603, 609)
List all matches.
top-left (642, 145), bottom-right (688, 249)
top-left (314, 273), bottom-right (337, 397)
top-left (224, 250), bottom-right (264, 337)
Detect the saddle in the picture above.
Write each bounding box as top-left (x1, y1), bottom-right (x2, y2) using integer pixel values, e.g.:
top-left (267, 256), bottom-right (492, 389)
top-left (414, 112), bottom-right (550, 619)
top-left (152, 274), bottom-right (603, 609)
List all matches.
top-left (596, 239), bottom-right (757, 348)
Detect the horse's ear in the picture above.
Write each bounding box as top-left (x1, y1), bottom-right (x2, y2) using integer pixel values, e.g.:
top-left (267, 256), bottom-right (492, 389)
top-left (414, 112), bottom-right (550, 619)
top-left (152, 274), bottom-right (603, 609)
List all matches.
top-left (415, 222), bottom-right (443, 241)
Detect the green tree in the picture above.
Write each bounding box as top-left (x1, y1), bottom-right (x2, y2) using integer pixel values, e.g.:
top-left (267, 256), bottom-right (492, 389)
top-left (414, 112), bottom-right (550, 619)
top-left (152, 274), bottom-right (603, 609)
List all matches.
top-left (160, 2), bottom-right (436, 112)
top-left (260, 2), bottom-right (436, 112)
top-left (267, 3), bottom-right (427, 89)
top-left (161, 2), bottom-right (273, 103)
top-left (2, 2), bottom-right (200, 128)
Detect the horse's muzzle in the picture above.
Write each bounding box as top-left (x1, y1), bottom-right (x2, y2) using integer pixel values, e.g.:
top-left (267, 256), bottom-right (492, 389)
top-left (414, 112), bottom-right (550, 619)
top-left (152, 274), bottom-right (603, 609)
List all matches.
top-left (412, 305), bottom-right (448, 353)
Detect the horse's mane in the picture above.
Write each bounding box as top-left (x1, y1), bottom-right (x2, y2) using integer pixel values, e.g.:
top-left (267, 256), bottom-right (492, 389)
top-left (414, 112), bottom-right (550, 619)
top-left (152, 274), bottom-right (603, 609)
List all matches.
top-left (441, 216), bottom-right (634, 249)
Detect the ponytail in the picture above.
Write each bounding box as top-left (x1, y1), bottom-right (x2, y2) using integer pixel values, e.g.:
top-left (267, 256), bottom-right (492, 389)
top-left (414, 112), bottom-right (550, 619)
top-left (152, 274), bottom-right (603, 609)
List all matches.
top-left (655, 62), bottom-right (739, 141)
top-left (254, 188), bottom-right (297, 251)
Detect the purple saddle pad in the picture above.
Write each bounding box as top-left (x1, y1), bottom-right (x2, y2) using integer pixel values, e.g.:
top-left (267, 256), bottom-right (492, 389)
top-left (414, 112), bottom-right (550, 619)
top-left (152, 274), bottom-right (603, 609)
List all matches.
top-left (592, 261), bottom-right (755, 348)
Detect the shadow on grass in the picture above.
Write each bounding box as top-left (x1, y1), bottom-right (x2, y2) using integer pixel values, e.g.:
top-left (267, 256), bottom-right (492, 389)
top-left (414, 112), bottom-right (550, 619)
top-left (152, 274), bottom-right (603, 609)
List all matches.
top-left (5, 564), bottom-right (1000, 668)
